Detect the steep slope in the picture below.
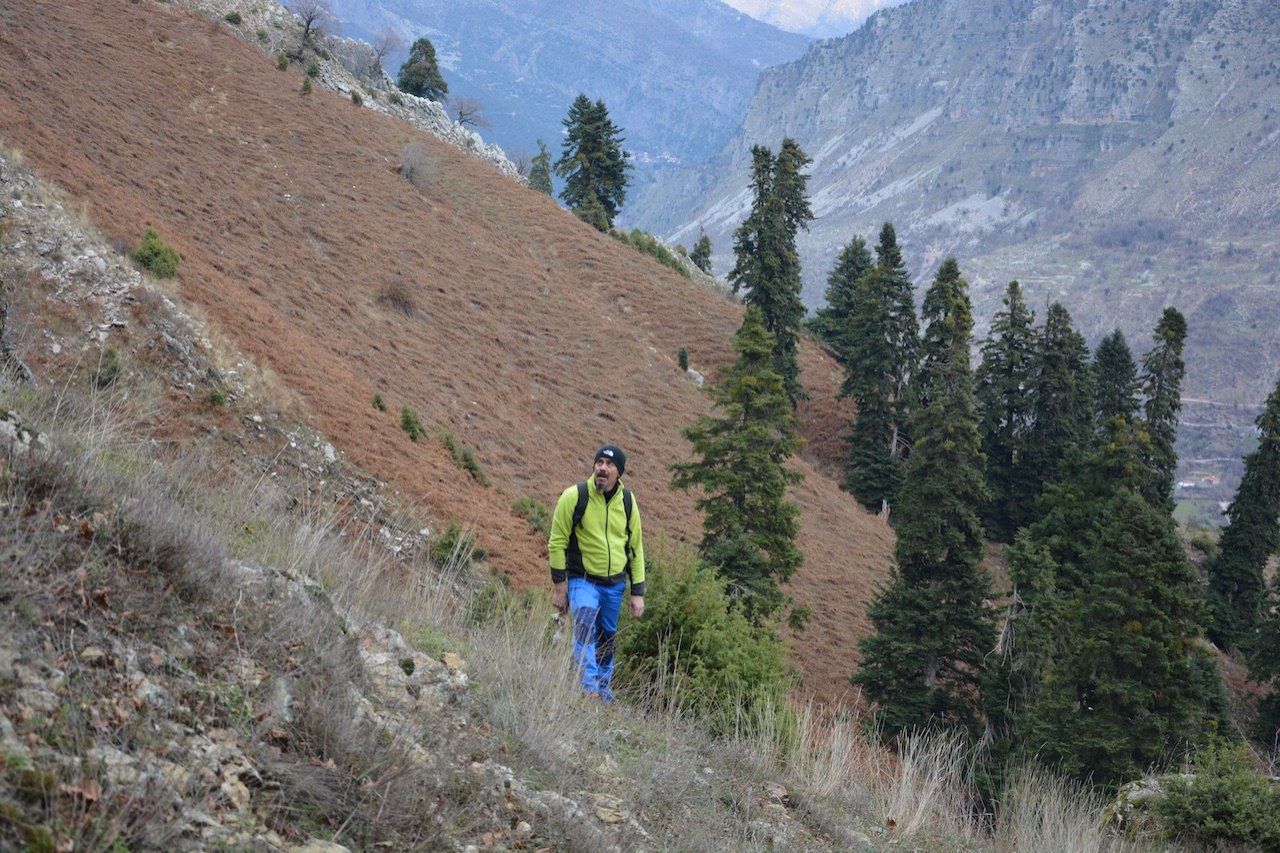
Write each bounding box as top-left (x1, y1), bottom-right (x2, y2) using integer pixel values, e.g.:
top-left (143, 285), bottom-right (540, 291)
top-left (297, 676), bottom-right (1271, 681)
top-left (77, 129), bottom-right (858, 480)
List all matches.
top-left (0, 0), bottom-right (888, 706)
top-left (633, 0), bottom-right (1280, 410)
top-left (327, 0), bottom-right (812, 171)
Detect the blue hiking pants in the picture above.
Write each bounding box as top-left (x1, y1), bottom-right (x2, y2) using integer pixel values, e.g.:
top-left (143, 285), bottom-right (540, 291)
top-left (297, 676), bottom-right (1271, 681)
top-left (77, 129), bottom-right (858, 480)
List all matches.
top-left (567, 576), bottom-right (626, 700)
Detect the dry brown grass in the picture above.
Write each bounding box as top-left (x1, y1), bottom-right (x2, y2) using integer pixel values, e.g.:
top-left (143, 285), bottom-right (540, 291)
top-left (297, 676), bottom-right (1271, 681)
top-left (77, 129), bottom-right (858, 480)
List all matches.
top-left (0, 0), bottom-right (888, 708)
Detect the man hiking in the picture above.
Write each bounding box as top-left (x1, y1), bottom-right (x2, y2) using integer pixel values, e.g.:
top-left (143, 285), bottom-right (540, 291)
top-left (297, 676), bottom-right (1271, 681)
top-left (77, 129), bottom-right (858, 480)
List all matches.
top-left (548, 445), bottom-right (646, 702)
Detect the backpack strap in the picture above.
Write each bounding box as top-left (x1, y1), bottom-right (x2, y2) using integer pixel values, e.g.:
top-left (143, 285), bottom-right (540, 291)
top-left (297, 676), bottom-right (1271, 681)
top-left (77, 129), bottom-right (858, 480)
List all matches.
top-left (622, 486), bottom-right (635, 578)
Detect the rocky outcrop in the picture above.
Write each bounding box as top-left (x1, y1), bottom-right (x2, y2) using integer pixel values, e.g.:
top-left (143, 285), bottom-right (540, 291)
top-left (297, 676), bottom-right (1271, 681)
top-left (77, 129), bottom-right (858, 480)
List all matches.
top-left (178, 0), bottom-right (520, 181)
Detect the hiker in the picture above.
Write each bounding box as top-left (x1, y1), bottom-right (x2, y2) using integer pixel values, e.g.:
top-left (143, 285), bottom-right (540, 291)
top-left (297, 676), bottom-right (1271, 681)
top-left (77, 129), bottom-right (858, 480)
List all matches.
top-left (548, 444), bottom-right (646, 702)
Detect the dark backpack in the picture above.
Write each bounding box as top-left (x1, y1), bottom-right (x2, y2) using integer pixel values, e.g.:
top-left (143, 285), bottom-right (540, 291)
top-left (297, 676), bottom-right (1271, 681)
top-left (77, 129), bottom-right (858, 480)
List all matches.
top-left (566, 481), bottom-right (634, 575)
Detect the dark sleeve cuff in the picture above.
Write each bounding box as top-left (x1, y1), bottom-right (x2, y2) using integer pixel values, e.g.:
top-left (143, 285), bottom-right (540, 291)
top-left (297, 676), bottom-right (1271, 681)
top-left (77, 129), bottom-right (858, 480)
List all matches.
top-left (551, 568), bottom-right (567, 584)
top-left (630, 581), bottom-right (645, 597)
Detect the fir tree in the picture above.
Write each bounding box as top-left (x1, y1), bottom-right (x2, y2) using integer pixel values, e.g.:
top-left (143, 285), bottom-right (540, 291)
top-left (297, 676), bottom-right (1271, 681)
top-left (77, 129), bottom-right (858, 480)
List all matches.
top-left (1139, 308), bottom-right (1188, 511)
top-left (1024, 302), bottom-right (1093, 501)
top-left (987, 418), bottom-right (1226, 791)
top-left (841, 223), bottom-right (918, 514)
top-left (690, 231), bottom-right (713, 274)
top-left (555, 95), bottom-right (630, 229)
top-left (852, 259), bottom-right (994, 739)
top-left (810, 234), bottom-right (871, 362)
top-left (528, 139), bottom-right (553, 195)
top-left (397, 37), bottom-right (448, 101)
top-left (1208, 373), bottom-right (1280, 653)
top-left (1093, 329), bottom-right (1140, 426)
top-left (727, 140), bottom-right (813, 405)
top-left (975, 280), bottom-right (1037, 542)
top-left (1023, 488), bottom-right (1220, 789)
top-left (671, 306), bottom-right (803, 619)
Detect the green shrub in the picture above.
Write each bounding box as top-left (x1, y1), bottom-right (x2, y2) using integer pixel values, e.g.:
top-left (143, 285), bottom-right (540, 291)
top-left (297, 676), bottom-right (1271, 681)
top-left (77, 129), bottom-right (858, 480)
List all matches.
top-left (438, 430), bottom-right (489, 486)
top-left (677, 347), bottom-right (689, 372)
top-left (388, 91), bottom-right (403, 106)
top-left (307, 60), bottom-right (321, 78)
top-left (207, 389), bottom-right (228, 407)
top-left (621, 228), bottom-right (691, 278)
top-left (350, 90), bottom-right (363, 106)
top-left (276, 52), bottom-right (289, 71)
top-left (617, 554), bottom-right (793, 735)
top-left (430, 521), bottom-right (487, 567)
top-left (512, 495), bottom-right (551, 536)
top-left (399, 406), bottom-right (425, 442)
top-left (129, 228), bottom-right (180, 278)
top-left (93, 347), bottom-right (122, 389)
top-left (300, 76), bottom-right (312, 95)
top-left (373, 393), bottom-right (387, 412)
top-left (223, 11), bottom-right (242, 25)
top-left (1154, 739), bottom-right (1280, 849)
top-left (256, 28), bottom-right (268, 42)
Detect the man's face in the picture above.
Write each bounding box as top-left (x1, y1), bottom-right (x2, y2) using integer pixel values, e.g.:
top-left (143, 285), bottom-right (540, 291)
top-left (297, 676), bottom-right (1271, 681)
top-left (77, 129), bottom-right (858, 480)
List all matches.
top-left (593, 456), bottom-right (620, 492)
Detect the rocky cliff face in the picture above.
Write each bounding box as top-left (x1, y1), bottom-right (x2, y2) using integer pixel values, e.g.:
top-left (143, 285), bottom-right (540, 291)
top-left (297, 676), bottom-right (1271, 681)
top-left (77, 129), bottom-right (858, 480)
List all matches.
top-left (632, 0), bottom-right (1280, 409)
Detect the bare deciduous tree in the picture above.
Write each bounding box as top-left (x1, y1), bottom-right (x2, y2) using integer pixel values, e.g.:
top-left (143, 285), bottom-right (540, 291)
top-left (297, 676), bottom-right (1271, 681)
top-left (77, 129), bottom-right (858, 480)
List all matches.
top-left (449, 96), bottom-right (491, 129)
top-left (371, 27), bottom-right (404, 72)
top-left (510, 149), bottom-right (532, 178)
top-left (288, 0), bottom-right (338, 51)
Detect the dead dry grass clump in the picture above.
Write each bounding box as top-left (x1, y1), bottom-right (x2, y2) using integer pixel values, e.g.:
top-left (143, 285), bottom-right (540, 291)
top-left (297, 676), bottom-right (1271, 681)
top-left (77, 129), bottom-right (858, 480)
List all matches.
top-left (376, 277), bottom-right (420, 317)
top-left (399, 141), bottom-right (435, 189)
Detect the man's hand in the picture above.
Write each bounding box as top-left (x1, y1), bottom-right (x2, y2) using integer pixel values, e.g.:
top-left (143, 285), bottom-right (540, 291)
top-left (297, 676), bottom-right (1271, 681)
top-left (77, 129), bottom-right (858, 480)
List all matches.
top-left (629, 595), bottom-right (645, 619)
top-left (552, 582), bottom-right (568, 614)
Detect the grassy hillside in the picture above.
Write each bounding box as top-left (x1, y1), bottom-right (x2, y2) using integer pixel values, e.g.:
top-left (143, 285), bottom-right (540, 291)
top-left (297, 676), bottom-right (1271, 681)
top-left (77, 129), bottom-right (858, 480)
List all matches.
top-left (0, 2), bottom-right (1255, 849)
top-left (0, 0), bottom-right (894, 708)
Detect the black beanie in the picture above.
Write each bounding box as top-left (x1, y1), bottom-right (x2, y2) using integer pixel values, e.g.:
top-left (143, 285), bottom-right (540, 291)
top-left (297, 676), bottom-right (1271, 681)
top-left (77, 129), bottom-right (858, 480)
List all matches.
top-left (595, 444), bottom-right (626, 476)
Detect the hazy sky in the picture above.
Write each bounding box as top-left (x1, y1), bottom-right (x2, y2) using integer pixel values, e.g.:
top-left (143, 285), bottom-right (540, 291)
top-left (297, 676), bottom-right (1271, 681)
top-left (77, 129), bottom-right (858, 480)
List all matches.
top-left (722, 0), bottom-right (910, 37)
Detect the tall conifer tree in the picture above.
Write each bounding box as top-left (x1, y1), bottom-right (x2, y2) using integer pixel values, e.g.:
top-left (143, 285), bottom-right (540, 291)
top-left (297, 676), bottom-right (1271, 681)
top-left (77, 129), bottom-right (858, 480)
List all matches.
top-left (975, 280), bottom-right (1037, 542)
top-left (853, 259), bottom-right (994, 739)
top-left (528, 139), bottom-right (553, 195)
top-left (842, 223), bottom-right (918, 514)
top-left (690, 231), bottom-right (713, 274)
top-left (1139, 308), bottom-right (1188, 511)
top-left (1022, 487), bottom-right (1219, 789)
top-left (671, 306), bottom-right (803, 618)
top-left (1093, 329), bottom-right (1140, 426)
top-left (988, 417), bottom-right (1225, 791)
top-left (1024, 303), bottom-right (1093, 501)
top-left (811, 235), bottom-right (871, 362)
top-left (727, 140), bottom-right (812, 404)
top-left (555, 95), bottom-right (630, 229)
top-left (1208, 374), bottom-right (1280, 652)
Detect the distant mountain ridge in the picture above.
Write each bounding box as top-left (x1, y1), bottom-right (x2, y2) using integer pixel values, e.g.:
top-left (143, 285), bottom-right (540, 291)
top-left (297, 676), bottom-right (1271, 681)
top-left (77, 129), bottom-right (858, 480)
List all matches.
top-left (326, 0), bottom-right (811, 171)
top-left (631, 0), bottom-right (1280, 408)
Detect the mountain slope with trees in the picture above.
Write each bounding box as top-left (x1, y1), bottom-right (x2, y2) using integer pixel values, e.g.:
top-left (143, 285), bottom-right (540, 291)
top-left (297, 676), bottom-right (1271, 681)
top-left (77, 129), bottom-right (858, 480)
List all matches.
top-left (325, 0), bottom-right (812, 177)
top-left (0, 0), bottom-right (885, 708)
top-left (636, 0), bottom-right (1280, 415)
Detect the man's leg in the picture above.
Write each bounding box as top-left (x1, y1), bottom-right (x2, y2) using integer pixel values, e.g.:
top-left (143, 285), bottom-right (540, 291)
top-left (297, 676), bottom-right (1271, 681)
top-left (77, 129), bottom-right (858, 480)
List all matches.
top-left (593, 581), bottom-right (626, 703)
top-left (567, 578), bottom-right (604, 694)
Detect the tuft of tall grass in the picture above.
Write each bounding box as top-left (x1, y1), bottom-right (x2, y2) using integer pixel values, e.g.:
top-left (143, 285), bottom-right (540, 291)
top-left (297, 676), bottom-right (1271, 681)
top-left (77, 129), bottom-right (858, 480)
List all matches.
top-left (993, 763), bottom-right (1118, 853)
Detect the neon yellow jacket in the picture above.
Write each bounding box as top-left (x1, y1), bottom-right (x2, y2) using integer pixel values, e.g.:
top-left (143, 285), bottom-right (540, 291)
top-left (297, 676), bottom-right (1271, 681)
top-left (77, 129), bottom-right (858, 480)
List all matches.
top-left (548, 478), bottom-right (646, 595)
